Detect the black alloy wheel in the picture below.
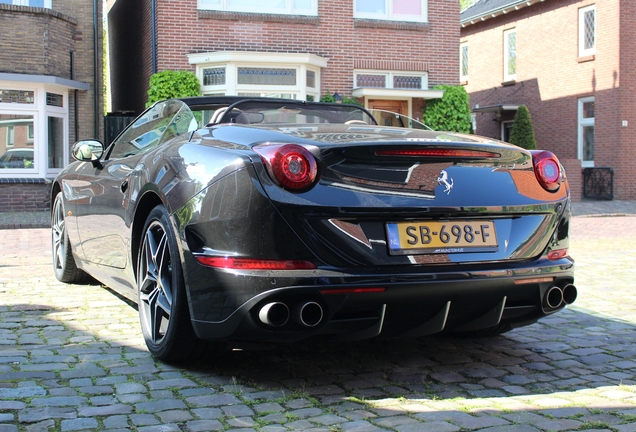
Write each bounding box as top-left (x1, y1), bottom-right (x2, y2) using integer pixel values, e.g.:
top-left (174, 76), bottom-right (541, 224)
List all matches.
top-left (137, 205), bottom-right (216, 362)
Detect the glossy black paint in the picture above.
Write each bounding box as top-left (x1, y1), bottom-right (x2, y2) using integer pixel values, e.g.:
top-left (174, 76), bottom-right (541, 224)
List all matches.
top-left (53, 97), bottom-right (574, 346)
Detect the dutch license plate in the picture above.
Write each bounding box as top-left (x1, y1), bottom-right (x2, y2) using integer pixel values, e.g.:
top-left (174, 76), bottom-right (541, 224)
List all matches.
top-left (386, 220), bottom-right (498, 255)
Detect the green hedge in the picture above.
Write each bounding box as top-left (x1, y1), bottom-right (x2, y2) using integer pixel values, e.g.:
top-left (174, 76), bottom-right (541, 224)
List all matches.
top-left (146, 70), bottom-right (201, 107)
top-left (423, 85), bottom-right (472, 133)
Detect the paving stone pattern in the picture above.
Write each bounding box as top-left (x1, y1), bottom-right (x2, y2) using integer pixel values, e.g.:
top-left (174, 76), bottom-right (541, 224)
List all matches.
top-left (0, 218), bottom-right (635, 431)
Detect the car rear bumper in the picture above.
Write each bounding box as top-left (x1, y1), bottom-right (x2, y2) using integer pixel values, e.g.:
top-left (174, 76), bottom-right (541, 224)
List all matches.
top-left (188, 257), bottom-right (575, 344)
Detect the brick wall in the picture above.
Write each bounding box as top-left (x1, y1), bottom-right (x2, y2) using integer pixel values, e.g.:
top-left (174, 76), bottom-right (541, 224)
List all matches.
top-left (613, 0), bottom-right (636, 199)
top-left (53, 0), bottom-right (104, 143)
top-left (0, 182), bottom-right (51, 212)
top-left (461, 0), bottom-right (636, 200)
top-left (0, 5), bottom-right (76, 77)
top-left (109, 0), bottom-right (459, 113)
top-left (562, 158), bottom-right (582, 202)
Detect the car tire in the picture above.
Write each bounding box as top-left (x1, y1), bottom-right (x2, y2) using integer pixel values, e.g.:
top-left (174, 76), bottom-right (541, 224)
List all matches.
top-left (51, 192), bottom-right (91, 284)
top-left (137, 205), bottom-right (220, 362)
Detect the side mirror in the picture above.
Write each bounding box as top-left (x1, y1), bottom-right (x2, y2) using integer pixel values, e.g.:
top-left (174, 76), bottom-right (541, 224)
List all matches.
top-left (72, 140), bottom-right (104, 165)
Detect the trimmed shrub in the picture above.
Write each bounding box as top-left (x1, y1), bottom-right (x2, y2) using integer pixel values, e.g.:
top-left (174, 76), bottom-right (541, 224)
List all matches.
top-left (508, 105), bottom-right (537, 149)
top-left (146, 70), bottom-right (201, 107)
top-left (320, 90), bottom-right (362, 106)
top-left (422, 85), bottom-right (472, 133)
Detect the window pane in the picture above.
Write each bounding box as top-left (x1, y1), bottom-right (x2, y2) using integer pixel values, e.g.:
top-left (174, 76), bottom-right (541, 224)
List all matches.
top-left (48, 117), bottom-right (64, 169)
top-left (584, 9), bottom-right (595, 50)
top-left (582, 101), bottom-right (595, 119)
top-left (356, 74), bottom-right (386, 88)
top-left (0, 89), bottom-right (34, 104)
top-left (306, 70), bottom-right (316, 88)
top-left (393, 0), bottom-right (420, 16)
top-left (502, 122), bottom-right (514, 142)
top-left (393, 75), bottom-right (421, 89)
top-left (582, 125), bottom-right (594, 161)
top-left (203, 67), bottom-right (226, 86)
top-left (356, 0), bottom-right (386, 14)
top-left (29, 0), bottom-right (45, 6)
top-left (461, 44), bottom-right (469, 77)
top-left (294, 0), bottom-right (311, 9)
top-left (110, 100), bottom-right (187, 159)
top-left (229, 0), bottom-right (286, 8)
top-left (237, 93), bottom-right (296, 99)
top-left (0, 114), bottom-right (35, 169)
top-left (46, 92), bottom-right (64, 107)
top-left (237, 68), bottom-right (296, 85)
top-left (507, 32), bottom-right (516, 76)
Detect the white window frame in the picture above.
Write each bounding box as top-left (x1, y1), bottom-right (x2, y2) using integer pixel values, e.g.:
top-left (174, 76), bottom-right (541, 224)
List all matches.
top-left (503, 28), bottom-right (517, 82)
top-left (45, 101), bottom-right (68, 175)
top-left (0, 83), bottom-right (70, 179)
top-left (198, 0), bottom-right (317, 16)
top-left (353, 0), bottom-right (428, 23)
top-left (189, 52), bottom-right (327, 102)
top-left (354, 70), bottom-right (429, 90)
top-left (578, 96), bottom-right (595, 167)
top-left (460, 42), bottom-right (468, 81)
top-left (579, 4), bottom-right (596, 57)
top-left (5, 125), bottom-right (15, 148)
top-left (9, 0), bottom-right (52, 6)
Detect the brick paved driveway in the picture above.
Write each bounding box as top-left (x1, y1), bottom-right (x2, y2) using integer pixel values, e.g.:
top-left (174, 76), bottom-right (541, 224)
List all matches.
top-left (1, 217), bottom-right (635, 432)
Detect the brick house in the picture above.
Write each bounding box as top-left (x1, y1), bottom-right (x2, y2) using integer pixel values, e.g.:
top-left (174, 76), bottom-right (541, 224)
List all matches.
top-left (0, 1), bottom-right (103, 212)
top-left (106, 0), bottom-right (459, 123)
top-left (460, 0), bottom-right (636, 201)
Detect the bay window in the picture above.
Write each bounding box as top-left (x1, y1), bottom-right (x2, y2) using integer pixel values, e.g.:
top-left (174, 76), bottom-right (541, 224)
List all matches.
top-left (189, 52), bottom-right (327, 102)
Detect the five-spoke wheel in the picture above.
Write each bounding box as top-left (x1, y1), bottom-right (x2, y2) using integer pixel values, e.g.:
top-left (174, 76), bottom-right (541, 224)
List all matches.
top-left (138, 219), bottom-right (175, 347)
top-left (137, 205), bottom-right (213, 361)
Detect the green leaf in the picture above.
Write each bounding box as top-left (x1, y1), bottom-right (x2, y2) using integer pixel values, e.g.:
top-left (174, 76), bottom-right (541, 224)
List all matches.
top-left (146, 70), bottom-right (202, 107)
top-left (423, 85), bottom-right (472, 133)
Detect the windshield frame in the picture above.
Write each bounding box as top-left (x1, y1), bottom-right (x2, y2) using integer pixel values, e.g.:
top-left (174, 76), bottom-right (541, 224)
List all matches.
top-left (212, 99), bottom-right (378, 126)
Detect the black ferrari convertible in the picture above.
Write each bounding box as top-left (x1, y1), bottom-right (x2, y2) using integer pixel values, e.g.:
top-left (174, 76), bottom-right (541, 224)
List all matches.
top-left (51, 96), bottom-right (575, 361)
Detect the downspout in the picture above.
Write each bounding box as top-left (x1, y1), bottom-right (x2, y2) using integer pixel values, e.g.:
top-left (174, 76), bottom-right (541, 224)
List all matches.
top-left (151, 0), bottom-right (157, 73)
top-left (70, 51), bottom-right (79, 143)
top-left (93, 0), bottom-right (99, 138)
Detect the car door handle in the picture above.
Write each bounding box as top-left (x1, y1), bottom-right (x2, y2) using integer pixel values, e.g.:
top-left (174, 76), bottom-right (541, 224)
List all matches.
top-left (121, 180), bottom-right (128, 193)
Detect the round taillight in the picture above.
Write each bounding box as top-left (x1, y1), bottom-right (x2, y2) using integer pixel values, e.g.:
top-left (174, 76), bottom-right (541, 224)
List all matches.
top-left (255, 144), bottom-right (318, 191)
top-left (532, 151), bottom-right (562, 192)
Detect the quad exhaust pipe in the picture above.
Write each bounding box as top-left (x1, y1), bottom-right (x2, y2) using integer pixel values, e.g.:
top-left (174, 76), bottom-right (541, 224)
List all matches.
top-left (258, 301), bottom-right (324, 328)
top-left (258, 302), bottom-right (289, 327)
top-left (562, 284), bottom-right (577, 305)
top-left (544, 286), bottom-right (564, 309)
top-left (294, 302), bottom-right (324, 327)
top-left (543, 284), bottom-right (577, 310)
